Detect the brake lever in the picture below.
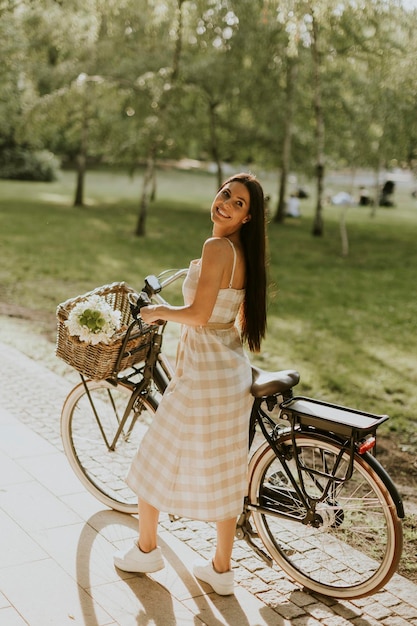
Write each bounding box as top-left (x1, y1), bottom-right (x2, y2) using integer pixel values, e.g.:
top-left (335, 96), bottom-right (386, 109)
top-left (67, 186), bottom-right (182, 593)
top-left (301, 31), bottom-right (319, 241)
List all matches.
top-left (128, 291), bottom-right (164, 325)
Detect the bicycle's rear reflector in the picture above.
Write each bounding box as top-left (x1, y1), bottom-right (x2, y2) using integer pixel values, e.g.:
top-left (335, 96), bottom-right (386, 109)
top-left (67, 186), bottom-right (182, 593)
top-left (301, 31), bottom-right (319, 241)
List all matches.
top-left (357, 437), bottom-right (376, 454)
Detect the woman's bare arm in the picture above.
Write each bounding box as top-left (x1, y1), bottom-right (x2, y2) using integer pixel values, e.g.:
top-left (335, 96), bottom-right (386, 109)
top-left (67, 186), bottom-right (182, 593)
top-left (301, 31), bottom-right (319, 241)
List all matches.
top-left (140, 238), bottom-right (231, 326)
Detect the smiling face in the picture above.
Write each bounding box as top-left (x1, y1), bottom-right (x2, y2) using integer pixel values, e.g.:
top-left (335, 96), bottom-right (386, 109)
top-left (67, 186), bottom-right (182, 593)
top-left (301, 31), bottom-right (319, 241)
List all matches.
top-left (210, 181), bottom-right (251, 235)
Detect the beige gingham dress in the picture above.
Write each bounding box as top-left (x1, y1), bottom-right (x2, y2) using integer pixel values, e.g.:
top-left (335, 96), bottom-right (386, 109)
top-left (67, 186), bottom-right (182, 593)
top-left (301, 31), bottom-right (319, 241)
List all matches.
top-left (126, 241), bottom-right (253, 521)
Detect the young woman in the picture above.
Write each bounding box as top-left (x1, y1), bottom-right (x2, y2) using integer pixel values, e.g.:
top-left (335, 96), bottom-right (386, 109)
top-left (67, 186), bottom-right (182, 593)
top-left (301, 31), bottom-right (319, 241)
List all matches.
top-left (114, 172), bottom-right (267, 596)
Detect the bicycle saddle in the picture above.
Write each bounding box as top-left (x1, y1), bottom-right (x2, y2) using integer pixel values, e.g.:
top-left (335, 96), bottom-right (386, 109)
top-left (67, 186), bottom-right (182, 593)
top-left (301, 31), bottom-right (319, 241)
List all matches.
top-left (251, 367), bottom-right (300, 398)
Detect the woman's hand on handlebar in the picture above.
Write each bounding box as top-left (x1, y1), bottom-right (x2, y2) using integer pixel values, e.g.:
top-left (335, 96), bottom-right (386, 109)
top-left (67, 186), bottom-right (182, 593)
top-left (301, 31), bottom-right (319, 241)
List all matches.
top-left (140, 304), bottom-right (165, 325)
top-left (128, 292), bottom-right (164, 325)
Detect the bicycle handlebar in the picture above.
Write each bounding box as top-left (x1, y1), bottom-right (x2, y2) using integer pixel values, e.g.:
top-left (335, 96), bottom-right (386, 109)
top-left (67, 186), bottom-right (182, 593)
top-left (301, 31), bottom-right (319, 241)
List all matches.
top-left (128, 269), bottom-right (188, 321)
top-left (156, 268), bottom-right (188, 291)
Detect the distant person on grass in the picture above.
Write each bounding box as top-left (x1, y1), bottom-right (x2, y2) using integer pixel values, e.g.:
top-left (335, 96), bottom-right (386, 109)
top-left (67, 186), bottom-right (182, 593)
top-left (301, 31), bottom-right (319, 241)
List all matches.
top-left (113, 173), bottom-right (268, 596)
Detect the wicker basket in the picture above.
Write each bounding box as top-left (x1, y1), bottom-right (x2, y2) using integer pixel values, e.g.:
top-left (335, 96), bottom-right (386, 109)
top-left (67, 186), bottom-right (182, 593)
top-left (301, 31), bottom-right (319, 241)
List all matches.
top-left (56, 282), bottom-right (156, 380)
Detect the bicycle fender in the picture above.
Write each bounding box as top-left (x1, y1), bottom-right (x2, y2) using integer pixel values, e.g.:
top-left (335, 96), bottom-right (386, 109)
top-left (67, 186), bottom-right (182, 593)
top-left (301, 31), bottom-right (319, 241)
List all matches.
top-left (363, 451), bottom-right (405, 518)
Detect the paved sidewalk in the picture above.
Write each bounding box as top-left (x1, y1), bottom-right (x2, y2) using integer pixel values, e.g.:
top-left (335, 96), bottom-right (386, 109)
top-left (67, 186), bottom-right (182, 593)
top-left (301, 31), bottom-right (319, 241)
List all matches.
top-left (0, 339), bottom-right (417, 626)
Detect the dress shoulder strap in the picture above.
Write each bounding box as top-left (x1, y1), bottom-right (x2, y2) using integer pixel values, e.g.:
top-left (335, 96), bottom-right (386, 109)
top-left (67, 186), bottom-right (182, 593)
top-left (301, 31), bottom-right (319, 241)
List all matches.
top-left (224, 238), bottom-right (237, 288)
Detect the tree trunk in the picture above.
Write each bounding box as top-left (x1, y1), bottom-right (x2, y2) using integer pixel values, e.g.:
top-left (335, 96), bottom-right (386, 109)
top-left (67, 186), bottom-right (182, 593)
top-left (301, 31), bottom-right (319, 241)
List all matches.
top-left (74, 106), bottom-right (88, 207)
top-left (150, 170), bottom-right (157, 202)
top-left (311, 13), bottom-right (325, 237)
top-left (172, 0), bottom-right (185, 81)
top-left (74, 153), bottom-right (86, 207)
top-left (275, 168), bottom-right (287, 224)
top-left (312, 162), bottom-right (325, 236)
top-left (208, 100), bottom-right (223, 188)
top-left (339, 206), bottom-right (349, 257)
top-left (274, 58), bottom-right (297, 223)
top-left (370, 163), bottom-right (381, 218)
top-left (338, 167), bottom-right (356, 257)
top-left (135, 148), bottom-right (156, 237)
top-left (133, 0), bottom-right (185, 236)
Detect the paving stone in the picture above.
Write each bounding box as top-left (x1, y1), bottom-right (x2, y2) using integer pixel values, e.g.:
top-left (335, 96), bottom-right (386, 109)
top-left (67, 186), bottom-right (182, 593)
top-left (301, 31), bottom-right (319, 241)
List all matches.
top-left (292, 616), bottom-right (322, 626)
top-left (322, 617), bottom-right (353, 626)
top-left (290, 590), bottom-right (319, 608)
top-left (239, 555), bottom-right (269, 573)
top-left (182, 536), bottom-right (213, 552)
top-left (374, 591), bottom-right (403, 608)
top-left (256, 566), bottom-right (291, 585)
top-left (238, 575), bottom-right (271, 595)
top-left (382, 618), bottom-right (415, 626)
top-left (351, 617), bottom-right (384, 626)
top-left (273, 600), bottom-right (307, 620)
top-left (392, 603), bottom-right (417, 620)
top-left (309, 592), bottom-right (339, 607)
top-left (305, 601), bottom-right (339, 621)
top-left (361, 601), bottom-right (393, 620)
top-left (268, 577), bottom-right (301, 595)
top-left (332, 600), bottom-right (363, 620)
top-left (256, 590), bottom-right (306, 616)
top-left (233, 566), bottom-right (256, 583)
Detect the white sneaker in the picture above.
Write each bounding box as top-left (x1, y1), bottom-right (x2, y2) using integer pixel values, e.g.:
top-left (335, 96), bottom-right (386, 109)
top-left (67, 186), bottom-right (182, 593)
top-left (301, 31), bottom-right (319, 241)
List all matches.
top-left (113, 543), bottom-right (164, 573)
top-left (193, 559), bottom-right (235, 595)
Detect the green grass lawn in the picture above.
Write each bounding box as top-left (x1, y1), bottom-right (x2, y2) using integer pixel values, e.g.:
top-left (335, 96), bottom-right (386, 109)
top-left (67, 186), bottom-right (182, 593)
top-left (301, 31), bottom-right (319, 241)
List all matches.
top-left (1, 167), bottom-right (416, 439)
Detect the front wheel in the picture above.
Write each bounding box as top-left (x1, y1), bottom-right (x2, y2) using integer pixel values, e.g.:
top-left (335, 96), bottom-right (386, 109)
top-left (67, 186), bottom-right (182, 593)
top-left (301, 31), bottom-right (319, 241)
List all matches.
top-left (61, 379), bottom-right (157, 514)
top-left (248, 432), bottom-right (403, 599)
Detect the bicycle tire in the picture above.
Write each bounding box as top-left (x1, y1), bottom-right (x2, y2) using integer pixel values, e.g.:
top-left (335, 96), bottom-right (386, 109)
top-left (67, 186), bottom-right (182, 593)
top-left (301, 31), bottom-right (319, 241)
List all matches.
top-left (61, 379), bottom-right (157, 514)
top-left (248, 432), bottom-right (403, 599)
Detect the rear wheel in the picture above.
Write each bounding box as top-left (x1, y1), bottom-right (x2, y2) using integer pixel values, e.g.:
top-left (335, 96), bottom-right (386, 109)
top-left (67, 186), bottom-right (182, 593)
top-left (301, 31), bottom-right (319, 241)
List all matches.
top-left (248, 433), bottom-right (403, 599)
top-left (61, 379), bottom-right (157, 513)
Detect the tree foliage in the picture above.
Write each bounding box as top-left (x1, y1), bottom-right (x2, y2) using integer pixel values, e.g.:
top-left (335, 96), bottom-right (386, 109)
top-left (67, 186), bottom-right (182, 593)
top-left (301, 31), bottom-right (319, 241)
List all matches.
top-left (1, 0), bottom-right (416, 233)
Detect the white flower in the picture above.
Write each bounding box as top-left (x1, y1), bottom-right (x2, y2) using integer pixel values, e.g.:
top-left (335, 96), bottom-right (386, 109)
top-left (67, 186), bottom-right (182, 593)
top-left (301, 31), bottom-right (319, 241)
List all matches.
top-left (65, 295), bottom-right (122, 345)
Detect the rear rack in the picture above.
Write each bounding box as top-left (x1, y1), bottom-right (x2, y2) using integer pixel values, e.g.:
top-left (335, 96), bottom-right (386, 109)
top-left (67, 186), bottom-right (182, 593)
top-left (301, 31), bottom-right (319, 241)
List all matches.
top-left (280, 396), bottom-right (389, 439)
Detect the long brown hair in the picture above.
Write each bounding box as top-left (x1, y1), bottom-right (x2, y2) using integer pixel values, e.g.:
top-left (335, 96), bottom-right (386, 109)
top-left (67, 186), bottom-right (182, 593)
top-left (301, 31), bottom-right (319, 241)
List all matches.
top-left (220, 173), bottom-right (267, 352)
